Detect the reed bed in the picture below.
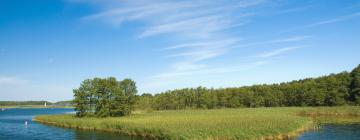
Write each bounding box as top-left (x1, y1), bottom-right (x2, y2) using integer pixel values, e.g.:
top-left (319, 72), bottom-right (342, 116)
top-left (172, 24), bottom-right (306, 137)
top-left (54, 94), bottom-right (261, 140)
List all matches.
top-left (34, 107), bottom-right (360, 140)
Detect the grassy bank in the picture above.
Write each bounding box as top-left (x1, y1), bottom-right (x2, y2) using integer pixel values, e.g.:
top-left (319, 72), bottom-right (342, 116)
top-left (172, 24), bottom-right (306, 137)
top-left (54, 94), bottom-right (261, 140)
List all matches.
top-left (34, 107), bottom-right (360, 140)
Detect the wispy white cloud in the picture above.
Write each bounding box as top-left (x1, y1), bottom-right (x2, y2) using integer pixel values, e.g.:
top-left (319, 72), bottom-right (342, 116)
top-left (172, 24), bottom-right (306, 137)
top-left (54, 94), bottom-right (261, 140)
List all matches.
top-left (307, 12), bottom-right (360, 27)
top-left (255, 46), bottom-right (301, 58)
top-left (163, 38), bottom-right (241, 50)
top-left (271, 36), bottom-right (311, 43)
top-left (81, 0), bottom-right (263, 61)
top-left (271, 5), bottom-right (313, 15)
top-left (168, 50), bottom-right (227, 62)
top-left (76, 0), bottom-right (309, 91)
top-left (150, 61), bottom-right (267, 79)
top-left (170, 62), bottom-right (207, 72)
top-left (282, 12), bottom-right (360, 33)
top-left (138, 15), bottom-right (232, 38)
top-left (234, 35), bottom-right (311, 48)
top-left (143, 61), bottom-right (268, 90)
top-left (83, 1), bottom-right (201, 25)
top-left (82, 0), bottom-right (265, 24)
top-left (164, 38), bottom-right (240, 62)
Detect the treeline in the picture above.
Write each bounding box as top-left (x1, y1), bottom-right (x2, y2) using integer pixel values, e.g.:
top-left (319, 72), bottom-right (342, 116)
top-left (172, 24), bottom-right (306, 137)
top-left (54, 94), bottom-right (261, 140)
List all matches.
top-left (135, 65), bottom-right (360, 110)
top-left (73, 77), bottom-right (137, 117)
top-left (0, 101), bottom-right (73, 106)
top-left (0, 101), bottom-right (51, 106)
top-left (53, 100), bottom-right (73, 106)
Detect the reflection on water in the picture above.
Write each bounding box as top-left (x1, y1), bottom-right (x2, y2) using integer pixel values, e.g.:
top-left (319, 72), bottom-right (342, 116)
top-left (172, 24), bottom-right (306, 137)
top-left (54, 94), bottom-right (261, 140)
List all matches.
top-left (297, 124), bottom-right (360, 140)
top-left (0, 108), bottom-right (141, 140)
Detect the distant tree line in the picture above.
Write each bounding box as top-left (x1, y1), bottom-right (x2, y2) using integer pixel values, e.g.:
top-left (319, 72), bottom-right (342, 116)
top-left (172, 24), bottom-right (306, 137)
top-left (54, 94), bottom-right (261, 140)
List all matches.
top-left (73, 77), bottom-right (137, 117)
top-left (53, 100), bottom-right (74, 106)
top-left (0, 101), bottom-right (74, 107)
top-left (0, 101), bottom-right (51, 106)
top-left (135, 65), bottom-right (360, 110)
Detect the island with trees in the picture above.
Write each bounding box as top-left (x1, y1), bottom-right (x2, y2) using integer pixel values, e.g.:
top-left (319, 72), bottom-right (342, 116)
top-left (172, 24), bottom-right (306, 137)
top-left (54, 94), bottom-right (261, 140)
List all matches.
top-left (34, 64), bottom-right (360, 140)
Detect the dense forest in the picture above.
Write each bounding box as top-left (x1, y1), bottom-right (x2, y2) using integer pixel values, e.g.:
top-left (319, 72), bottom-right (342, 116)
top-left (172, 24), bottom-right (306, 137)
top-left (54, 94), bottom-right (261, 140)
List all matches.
top-left (135, 64), bottom-right (360, 110)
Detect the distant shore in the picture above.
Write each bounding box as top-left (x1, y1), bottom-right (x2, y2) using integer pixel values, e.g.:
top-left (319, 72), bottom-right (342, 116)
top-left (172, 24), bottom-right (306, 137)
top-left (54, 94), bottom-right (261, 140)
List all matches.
top-left (1, 105), bottom-right (74, 109)
top-left (34, 107), bottom-right (360, 140)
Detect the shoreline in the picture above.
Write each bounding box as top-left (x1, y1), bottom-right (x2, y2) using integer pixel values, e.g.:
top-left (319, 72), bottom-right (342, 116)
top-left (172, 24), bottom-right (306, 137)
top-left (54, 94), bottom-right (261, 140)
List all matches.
top-left (33, 118), bottom-right (161, 139)
top-left (1, 106), bottom-right (74, 109)
top-left (33, 117), bottom-right (315, 140)
top-left (259, 122), bottom-right (317, 140)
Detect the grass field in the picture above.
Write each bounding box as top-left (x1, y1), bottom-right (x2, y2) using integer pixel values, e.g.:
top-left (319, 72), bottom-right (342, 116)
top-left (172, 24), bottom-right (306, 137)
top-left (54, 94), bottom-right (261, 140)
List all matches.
top-left (34, 107), bottom-right (360, 140)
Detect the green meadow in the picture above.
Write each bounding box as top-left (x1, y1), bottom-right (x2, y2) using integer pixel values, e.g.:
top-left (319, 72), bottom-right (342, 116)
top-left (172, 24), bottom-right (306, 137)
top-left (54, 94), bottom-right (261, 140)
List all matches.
top-left (34, 106), bottom-right (360, 140)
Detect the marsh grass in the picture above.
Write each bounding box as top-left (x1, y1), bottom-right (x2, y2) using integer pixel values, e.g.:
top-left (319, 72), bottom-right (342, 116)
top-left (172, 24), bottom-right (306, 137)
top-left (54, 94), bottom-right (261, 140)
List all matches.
top-left (295, 106), bottom-right (360, 116)
top-left (34, 107), bottom-right (360, 140)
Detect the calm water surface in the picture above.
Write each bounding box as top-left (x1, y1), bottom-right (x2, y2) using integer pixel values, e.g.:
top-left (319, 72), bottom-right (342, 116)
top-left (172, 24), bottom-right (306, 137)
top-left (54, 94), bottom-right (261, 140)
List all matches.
top-left (0, 108), bottom-right (140, 140)
top-left (1, 108), bottom-right (360, 140)
top-left (297, 124), bottom-right (360, 140)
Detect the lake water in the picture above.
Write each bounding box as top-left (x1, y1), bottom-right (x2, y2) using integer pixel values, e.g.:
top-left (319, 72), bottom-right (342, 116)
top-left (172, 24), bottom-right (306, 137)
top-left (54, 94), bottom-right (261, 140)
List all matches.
top-left (298, 124), bottom-right (360, 140)
top-left (0, 108), bottom-right (139, 140)
top-left (1, 108), bottom-right (359, 140)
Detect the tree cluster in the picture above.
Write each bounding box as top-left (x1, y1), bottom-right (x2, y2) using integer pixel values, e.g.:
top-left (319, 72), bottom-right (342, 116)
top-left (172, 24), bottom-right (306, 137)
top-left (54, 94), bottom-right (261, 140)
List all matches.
top-left (135, 65), bottom-right (360, 110)
top-left (73, 77), bottom-right (137, 117)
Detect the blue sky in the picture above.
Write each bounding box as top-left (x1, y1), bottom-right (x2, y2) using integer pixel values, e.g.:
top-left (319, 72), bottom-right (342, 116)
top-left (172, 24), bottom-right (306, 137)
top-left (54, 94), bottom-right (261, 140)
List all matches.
top-left (0, 0), bottom-right (359, 102)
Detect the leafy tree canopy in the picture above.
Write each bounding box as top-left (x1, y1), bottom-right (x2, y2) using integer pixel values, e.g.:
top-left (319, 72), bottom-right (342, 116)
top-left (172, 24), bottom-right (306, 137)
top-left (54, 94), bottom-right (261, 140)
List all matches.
top-left (73, 77), bottom-right (137, 117)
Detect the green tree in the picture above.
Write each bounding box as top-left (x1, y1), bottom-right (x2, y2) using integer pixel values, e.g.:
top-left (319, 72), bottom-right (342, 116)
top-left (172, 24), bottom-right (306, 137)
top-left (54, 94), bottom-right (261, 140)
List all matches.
top-left (73, 77), bottom-right (138, 117)
top-left (135, 93), bottom-right (154, 110)
top-left (350, 65), bottom-right (360, 105)
top-left (119, 79), bottom-right (137, 115)
top-left (73, 79), bottom-right (92, 117)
